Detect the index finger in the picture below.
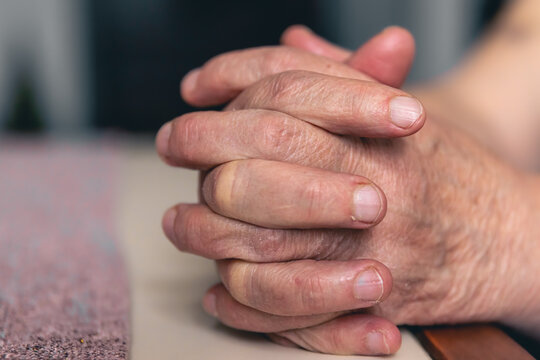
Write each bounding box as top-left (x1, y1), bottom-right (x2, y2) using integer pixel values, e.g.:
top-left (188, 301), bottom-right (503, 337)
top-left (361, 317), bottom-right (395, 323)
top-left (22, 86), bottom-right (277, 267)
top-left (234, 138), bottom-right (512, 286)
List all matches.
top-left (227, 70), bottom-right (425, 137)
top-left (281, 25), bottom-right (416, 88)
top-left (280, 25), bottom-right (351, 62)
top-left (181, 46), bottom-right (373, 107)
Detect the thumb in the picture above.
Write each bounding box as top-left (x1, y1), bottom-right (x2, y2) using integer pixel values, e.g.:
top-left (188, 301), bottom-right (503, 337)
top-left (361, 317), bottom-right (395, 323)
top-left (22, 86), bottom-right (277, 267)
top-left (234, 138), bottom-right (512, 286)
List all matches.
top-left (281, 25), bottom-right (415, 88)
top-left (280, 25), bottom-right (351, 62)
top-left (347, 26), bottom-right (415, 88)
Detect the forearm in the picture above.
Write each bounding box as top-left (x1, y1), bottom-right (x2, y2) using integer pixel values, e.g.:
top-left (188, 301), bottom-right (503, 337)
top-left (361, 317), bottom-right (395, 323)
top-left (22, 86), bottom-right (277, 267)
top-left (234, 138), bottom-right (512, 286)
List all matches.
top-left (515, 174), bottom-right (540, 336)
top-left (410, 1), bottom-right (540, 170)
top-left (411, 81), bottom-right (540, 172)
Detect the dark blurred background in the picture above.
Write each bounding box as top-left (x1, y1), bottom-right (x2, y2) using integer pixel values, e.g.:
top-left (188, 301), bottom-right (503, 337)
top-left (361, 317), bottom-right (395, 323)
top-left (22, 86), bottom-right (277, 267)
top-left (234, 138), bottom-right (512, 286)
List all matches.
top-left (0, 0), bottom-right (506, 134)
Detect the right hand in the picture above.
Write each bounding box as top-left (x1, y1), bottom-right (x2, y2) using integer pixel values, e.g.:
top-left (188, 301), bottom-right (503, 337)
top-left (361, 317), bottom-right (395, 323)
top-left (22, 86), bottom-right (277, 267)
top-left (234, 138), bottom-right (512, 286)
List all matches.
top-left (159, 40), bottom-right (540, 353)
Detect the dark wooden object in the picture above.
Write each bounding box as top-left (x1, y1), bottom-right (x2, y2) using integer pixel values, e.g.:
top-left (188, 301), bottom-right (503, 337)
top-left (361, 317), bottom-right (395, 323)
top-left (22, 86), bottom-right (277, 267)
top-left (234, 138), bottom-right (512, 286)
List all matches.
top-left (413, 324), bottom-right (535, 360)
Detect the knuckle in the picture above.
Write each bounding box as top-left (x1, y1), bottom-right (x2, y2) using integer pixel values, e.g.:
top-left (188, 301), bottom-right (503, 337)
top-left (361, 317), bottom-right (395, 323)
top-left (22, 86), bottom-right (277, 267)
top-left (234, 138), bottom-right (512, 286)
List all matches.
top-left (293, 271), bottom-right (326, 312)
top-left (170, 112), bottom-right (204, 165)
top-left (177, 205), bottom-right (266, 260)
top-left (348, 83), bottom-right (371, 119)
top-left (328, 327), bottom-right (345, 351)
top-left (204, 47), bottom-right (303, 90)
top-left (300, 179), bottom-right (326, 219)
top-left (203, 52), bottom-right (237, 88)
top-left (223, 261), bottom-right (252, 302)
top-left (261, 47), bottom-right (300, 73)
top-left (173, 207), bottom-right (201, 253)
top-left (313, 230), bottom-right (354, 260)
top-left (348, 82), bottom-right (390, 121)
top-left (259, 114), bottom-right (301, 160)
top-left (203, 161), bottom-right (242, 214)
top-left (247, 229), bottom-right (289, 261)
top-left (224, 262), bottom-right (277, 310)
top-left (175, 207), bottom-right (238, 259)
top-left (266, 70), bottom-right (304, 102)
top-left (247, 229), bottom-right (337, 262)
top-left (248, 266), bottom-right (280, 309)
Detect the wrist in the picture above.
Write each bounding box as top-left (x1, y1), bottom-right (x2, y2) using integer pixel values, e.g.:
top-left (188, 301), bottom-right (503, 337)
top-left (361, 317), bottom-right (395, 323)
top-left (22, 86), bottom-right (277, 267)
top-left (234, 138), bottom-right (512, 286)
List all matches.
top-left (497, 173), bottom-right (540, 338)
top-left (412, 125), bottom-right (539, 332)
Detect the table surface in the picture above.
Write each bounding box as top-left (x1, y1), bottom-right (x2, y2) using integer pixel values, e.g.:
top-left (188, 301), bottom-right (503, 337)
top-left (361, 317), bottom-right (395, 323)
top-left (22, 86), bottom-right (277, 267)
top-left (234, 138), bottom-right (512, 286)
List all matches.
top-left (118, 142), bottom-right (431, 360)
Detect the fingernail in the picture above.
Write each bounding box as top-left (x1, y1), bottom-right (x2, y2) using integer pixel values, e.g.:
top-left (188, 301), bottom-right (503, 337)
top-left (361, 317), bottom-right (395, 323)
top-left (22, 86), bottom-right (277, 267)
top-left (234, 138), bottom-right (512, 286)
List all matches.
top-left (353, 267), bottom-right (384, 302)
top-left (353, 185), bottom-right (382, 223)
top-left (366, 331), bottom-right (390, 354)
top-left (202, 292), bottom-right (218, 317)
top-left (182, 68), bottom-right (201, 97)
top-left (162, 207), bottom-right (177, 241)
top-left (156, 121), bottom-right (172, 158)
top-left (390, 96), bottom-right (423, 129)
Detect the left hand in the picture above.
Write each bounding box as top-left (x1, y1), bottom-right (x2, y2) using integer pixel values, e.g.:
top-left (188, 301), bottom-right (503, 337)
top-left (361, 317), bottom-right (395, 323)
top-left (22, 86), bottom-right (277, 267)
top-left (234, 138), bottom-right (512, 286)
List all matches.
top-left (158, 27), bottom-right (420, 355)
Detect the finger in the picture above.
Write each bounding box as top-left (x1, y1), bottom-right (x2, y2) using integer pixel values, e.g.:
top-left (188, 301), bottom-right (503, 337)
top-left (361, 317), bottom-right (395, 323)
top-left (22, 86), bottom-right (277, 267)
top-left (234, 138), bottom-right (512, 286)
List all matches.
top-left (217, 259), bottom-right (392, 316)
top-left (202, 159), bottom-right (387, 229)
top-left (201, 283), bottom-right (344, 333)
top-left (156, 109), bottom-right (349, 171)
top-left (180, 47), bottom-right (372, 107)
top-left (227, 70), bottom-right (425, 137)
top-left (280, 25), bottom-right (350, 62)
top-left (347, 26), bottom-right (415, 88)
top-left (275, 314), bottom-right (401, 355)
top-left (162, 204), bottom-right (363, 262)
top-left (281, 25), bottom-right (415, 88)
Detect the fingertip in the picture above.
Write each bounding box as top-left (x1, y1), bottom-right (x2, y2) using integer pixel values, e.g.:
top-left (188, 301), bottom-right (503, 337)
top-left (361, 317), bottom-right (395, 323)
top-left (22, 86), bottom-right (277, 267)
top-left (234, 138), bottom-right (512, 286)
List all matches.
top-left (353, 260), bottom-right (393, 304)
top-left (355, 317), bottom-right (401, 355)
top-left (278, 314), bottom-right (401, 355)
top-left (353, 267), bottom-right (385, 303)
top-left (280, 24), bottom-right (313, 45)
top-left (162, 206), bottom-right (178, 242)
top-left (380, 266), bottom-right (393, 303)
top-left (367, 26), bottom-right (415, 63)
top-left (384, 325), bottom-right (403, 354)
top-left (389, 96), bottom-right (425, 134)
top-left (377, 26), bottom-right (416, 69)
top-left (369, 261), bottom-right (393, 303)
top-left (381, 26), bottom-right (416, 50)
top-left (352, 182), bottom-right (387, 227)
top-left (180, 68), bottom-right (201, 104)
top-left (366, 327), bottom-right (401, 355)
top-left (348, 26), bottom-right (416, 88)
top-left (156, 121), bottom-right (172, 160)
top-left (203, 284), bottom-right (223, 318)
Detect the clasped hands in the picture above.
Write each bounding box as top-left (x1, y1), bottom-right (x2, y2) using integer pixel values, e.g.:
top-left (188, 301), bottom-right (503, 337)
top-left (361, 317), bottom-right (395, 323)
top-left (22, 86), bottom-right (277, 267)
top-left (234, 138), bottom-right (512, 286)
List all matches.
top-left (156, 26), bottom-right (540, 355)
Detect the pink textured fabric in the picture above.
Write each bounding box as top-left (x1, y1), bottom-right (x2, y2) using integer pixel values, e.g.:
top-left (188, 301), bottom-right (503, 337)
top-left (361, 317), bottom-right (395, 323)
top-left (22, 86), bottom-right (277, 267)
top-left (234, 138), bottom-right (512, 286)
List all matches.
top-left (0, 139), bottom-right (129, 359)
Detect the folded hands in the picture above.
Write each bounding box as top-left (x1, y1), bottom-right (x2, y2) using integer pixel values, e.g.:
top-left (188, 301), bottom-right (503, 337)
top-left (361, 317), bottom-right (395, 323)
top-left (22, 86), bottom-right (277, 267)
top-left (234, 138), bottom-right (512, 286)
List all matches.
top-left (156, 26), bottom-right (540, 355)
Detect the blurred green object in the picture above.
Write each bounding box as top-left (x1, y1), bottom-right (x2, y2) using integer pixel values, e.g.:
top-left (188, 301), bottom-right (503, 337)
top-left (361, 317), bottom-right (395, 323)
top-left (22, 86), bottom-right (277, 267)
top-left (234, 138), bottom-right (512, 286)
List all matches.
top-left (4, 77), bottom-right (45, 133)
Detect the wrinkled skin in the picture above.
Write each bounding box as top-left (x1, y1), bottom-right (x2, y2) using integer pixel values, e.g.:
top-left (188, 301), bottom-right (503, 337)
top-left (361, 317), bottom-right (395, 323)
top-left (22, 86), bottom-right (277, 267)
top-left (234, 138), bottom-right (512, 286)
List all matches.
top-left (157, 26), bottom-right (540, 355)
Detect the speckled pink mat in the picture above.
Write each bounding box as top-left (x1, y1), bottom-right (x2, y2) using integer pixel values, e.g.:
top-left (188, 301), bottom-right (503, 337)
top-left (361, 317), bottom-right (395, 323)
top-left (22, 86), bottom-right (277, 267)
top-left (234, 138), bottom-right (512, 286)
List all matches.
top-left (0, 140), bottom-right (129, 359)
